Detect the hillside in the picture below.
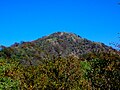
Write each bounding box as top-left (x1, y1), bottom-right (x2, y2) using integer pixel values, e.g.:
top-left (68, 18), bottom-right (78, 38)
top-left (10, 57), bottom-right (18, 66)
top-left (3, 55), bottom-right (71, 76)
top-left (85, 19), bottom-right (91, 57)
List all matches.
top-left (0, 32), bottom-right (120, 89)
top-left (0, 32), bottom-right (119, 65)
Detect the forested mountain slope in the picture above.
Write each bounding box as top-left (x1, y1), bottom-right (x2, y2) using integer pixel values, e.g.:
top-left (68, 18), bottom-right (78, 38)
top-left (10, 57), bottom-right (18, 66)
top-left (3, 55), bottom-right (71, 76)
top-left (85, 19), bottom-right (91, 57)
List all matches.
top-left (0, 32), bottom-right (119, 65)
top-left (0, 32), bottom-right (120, 89)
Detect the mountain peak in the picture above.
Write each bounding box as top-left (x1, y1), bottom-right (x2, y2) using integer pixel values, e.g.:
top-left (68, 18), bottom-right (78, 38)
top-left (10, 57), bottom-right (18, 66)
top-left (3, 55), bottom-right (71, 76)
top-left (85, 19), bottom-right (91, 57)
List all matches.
top-left (0, 32), bottom-right (118, 65)
top-left (50, 32), bottom-right (81, 38)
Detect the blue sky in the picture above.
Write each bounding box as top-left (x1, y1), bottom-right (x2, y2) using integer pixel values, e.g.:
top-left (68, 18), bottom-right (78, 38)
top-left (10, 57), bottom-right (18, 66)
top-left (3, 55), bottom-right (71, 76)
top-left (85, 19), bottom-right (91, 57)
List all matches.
top-left (0, 0), bottom-right (120, 47)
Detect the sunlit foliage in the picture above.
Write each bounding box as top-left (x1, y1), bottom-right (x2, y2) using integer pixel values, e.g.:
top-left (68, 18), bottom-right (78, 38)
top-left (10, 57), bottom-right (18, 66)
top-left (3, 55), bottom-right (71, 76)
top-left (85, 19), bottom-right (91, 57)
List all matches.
top-left (0, 32), bottom-right (120, 89)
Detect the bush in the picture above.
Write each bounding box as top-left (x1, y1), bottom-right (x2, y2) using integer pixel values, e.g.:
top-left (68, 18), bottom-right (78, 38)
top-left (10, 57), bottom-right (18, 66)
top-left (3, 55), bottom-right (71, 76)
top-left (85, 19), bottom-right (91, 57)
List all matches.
top-left (0, 59), bottom-right (19, 90)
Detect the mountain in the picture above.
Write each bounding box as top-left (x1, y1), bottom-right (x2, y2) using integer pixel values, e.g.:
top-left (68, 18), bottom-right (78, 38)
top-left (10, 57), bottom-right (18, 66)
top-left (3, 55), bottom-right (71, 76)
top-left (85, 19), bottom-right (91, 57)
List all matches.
top-left (34, 32), bottom-right (116, 55)
top-left (1, 32), bottom-right (120, 89)
top-left (0, 32), bottom-right (119, 65)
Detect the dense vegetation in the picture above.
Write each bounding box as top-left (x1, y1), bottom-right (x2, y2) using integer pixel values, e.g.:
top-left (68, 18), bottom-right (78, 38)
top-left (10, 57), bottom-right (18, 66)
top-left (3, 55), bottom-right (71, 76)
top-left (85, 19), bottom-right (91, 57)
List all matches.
top-left (0, 32), bottom-right (120, 89)
top-left (0, 54), bottom-right (120, 90)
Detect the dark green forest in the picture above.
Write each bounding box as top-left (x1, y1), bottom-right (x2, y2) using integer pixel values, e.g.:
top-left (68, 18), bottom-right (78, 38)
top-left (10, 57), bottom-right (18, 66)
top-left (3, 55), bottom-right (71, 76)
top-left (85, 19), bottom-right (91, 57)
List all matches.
top-left (0, 32), bottom-right (120, 90)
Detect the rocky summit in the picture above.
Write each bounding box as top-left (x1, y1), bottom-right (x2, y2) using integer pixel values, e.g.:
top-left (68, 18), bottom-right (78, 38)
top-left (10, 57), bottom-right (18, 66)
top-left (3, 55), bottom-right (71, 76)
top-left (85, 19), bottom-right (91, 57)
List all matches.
top-left (0, 32), bottom-right (119, 65)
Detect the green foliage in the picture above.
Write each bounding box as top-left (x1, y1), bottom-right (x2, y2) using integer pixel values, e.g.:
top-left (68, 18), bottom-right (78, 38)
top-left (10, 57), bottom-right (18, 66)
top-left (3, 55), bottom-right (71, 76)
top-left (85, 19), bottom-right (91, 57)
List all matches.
top-left (0, 56), bottom-right (92, 90)
top-left (14, 56), bottom-right (90, 90)
top-left (0, 59), bottom-right (19, 90)
top-left (80, 60), bottom-right (91, 79)
top-left (0, 77), bottom-right (19, 90)
top-left (0, 54), bottom-right (120, 90)
top-left (88, 58), bottom-right (120, 89)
